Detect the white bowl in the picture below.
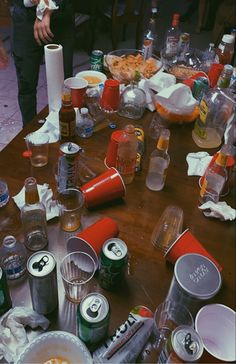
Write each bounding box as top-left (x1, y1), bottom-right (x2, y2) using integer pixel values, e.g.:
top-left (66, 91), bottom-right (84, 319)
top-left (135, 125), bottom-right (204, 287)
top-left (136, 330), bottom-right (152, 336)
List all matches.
top-left (75, 70), bottom-right (107, 87)
top-left (16, 331), bottom-right (93, 364)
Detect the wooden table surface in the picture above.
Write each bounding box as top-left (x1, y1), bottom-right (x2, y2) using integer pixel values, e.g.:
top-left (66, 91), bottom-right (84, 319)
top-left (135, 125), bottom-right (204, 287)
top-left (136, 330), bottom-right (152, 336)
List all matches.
top-left (0, 108), bottom-right (235, 363)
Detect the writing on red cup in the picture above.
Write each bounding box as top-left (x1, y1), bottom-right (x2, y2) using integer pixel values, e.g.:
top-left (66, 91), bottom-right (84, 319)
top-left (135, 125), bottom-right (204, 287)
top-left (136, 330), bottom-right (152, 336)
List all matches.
top-left (105, 129), bottom-right (124, 168)
top-left (100, 79), bottom-right (120, 111)
top-left (64, 77), bottom-right (88, 108)
top-left (80, 167), bottom-right (126, 208)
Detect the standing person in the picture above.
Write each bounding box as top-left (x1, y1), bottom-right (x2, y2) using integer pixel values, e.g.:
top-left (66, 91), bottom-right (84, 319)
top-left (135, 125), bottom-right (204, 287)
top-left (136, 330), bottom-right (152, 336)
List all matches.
top-left (0, 35), bottom-right (9, 69)
top-left (11, 0), bottom-right (75, 126)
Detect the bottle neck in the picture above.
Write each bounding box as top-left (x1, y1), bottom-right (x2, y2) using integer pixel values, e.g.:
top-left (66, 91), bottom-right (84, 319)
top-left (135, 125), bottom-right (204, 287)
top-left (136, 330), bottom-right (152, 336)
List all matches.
top-left (24, 177), bottom-right (40, 204)
top-left (157, 136), bottom-right (169, 152)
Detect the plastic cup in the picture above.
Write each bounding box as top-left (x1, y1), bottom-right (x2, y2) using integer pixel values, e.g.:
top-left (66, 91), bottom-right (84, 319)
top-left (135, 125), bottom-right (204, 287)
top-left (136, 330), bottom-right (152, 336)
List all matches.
top-left (195, 304), bottom-right (236, 362)
top-left (104, 129), bottom-right (124, 168)
top-left (153, 300), bottom-right (194, 353)
top-left (164, 229), bottom-right (222, 271)
top-left (57, 188), bottom-right (84, 232)
top-left (100, 79), bottom-right (120, 112)
top-left (60, 251), bottom-right (96, 303)
top-left (25, 132), bottom-right (49, 167)
top-left (64, 77), bottom-right (88, 108)
top-left (151, 205), bottom-right (184, 253)
top-left (79, 167), bottom-right (126, 208)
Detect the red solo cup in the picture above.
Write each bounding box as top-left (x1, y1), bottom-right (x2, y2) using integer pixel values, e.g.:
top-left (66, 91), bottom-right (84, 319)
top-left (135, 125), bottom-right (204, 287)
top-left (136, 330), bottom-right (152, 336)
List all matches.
top-left (164, 228), bottom-right (222, 271)
top-left (105, 129), bottom-right (124, 168)
top-left (64, 77), bottom-right (88, 108)
top-left (66, 235), bottom-right (99, 269)
top-left (207, 63), bottom-right (224, 88)
top-left (100, 79), bottom-right (120, 111)
top-left (80, 167), bottom-right (126, 208)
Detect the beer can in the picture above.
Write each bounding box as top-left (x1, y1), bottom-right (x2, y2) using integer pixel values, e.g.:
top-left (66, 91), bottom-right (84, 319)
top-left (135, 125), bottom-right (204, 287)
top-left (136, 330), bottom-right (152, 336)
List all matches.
top-left (158, 325), bottom-right (204, 363)
top-left (99, 238), bottom-right (128, 290)
top-left (57, 142), bottom-right (81, 192)
top-left (91, 50), bottom-right (104, 72)
top-left (0, 267), bottom-right (12, 315)
top-left (77, 292), bottom-right (110, 349)
top-left (27, 251), bottom-right (58, 315)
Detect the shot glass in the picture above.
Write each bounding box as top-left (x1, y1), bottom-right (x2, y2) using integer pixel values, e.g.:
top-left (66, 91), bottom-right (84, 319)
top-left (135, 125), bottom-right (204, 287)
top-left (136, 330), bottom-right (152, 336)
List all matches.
top-left (57, 188), bottom-right (84, 232)
top-left (60, 251), bottom-right (96, 303)
top-left (25, 132), bottom-right (49, 167)
top-left (153, 300), bottom-right (194, 354)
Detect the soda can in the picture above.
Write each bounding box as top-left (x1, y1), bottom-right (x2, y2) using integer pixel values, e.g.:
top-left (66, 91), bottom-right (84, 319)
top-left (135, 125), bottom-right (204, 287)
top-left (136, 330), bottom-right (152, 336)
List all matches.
top-left (157, 325), bottom-right (204, 363)
top-left (99, 238), bottom-right (128, 290)
top-left (192, 77), bottom-right (209, 101)
top-left (77, 292), bottom-right (110, 349)
top-left (0, 267), bottom-right (12, 315)
top-left (57, 142), bottom-right (81, 192)
top-left (91, 50), bottom-right (104, 72)
top-left (27, 251), bottom-right (58, 315)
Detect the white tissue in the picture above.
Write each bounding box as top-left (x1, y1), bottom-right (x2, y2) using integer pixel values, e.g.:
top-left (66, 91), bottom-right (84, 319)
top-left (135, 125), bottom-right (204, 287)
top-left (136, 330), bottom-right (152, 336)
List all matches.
top-left (13, 183), bottom-right (59, 221)
top-left (186, 152), bottom-right (212, 176)
top-left (37, 110), bottom-right (60, 143)
top-left (148, 71), bottom-right (176, 93)
top-left (138, 79), bottom-right (155, 112)
top-left (155, 83), bottom-right (197, 114)
top-left (36, 0), bottom-right (59, 20)
top-left (199, 201), bottom-right (236, 221)
top-left (0, 307), bottom-right (49, 363)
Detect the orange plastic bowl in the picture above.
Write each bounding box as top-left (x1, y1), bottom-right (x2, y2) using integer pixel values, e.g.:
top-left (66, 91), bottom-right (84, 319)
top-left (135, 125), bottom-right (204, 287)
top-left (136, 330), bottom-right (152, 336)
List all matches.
top-left (155, 103), bottom-right (199, 123)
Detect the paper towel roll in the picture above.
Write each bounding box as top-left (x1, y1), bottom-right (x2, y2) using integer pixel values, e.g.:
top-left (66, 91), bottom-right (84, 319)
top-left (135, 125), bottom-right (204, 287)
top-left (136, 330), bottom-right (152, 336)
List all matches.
top-left (44, 44), bottom-right (64, 112)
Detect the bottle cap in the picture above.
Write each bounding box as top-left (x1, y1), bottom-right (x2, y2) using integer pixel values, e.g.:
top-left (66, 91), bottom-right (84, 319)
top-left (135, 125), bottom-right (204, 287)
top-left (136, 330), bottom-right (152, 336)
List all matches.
top-left (222, 34), bottom-right (234, 44)
top-left (81, 107), bottom-right (89, 114)
top-left (223, 64), bottom-right (233, 75)
top-left (3, 235), bottom-right (17, 248)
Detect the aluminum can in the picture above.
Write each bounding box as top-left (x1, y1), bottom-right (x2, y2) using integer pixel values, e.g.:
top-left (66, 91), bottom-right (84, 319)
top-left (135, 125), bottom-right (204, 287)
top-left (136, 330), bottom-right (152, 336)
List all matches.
top-left (158, 325), bottom-right (204, 363)
top-left (99, 238), bottom-right (128, 290)
top-left (0, 267), bottom-right (12, 315)
top-left (27, 251), bottom-right (58, 315)
top-left (166, 253), bottom-right (222, 316)
top-left (93, 305), bottom-right (154, 364)
top-left (192, 77), bottom-right (209, 101)
top-left (135, 125), bottom-right (145, 172)
top-left (91, 50), bottom-right (104, 72)
top-left (77, 292), bottom-right (110, 349)
top-left (57, 142), bottom-right (81, 192)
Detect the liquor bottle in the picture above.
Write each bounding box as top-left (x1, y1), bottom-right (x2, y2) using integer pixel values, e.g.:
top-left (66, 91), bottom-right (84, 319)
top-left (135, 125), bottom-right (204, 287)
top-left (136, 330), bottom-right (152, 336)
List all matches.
top-left (21, 177), bottom-right (48, 251)
top-left (217, 64), bottom-right (234, 89)
top-left (145, 128), bottom-right (170, 191)
top-left (202, 43), bottom-right (216, 71)
top-left (0, 235), bottom-right (27, 279)
top-left (142, 5), bottom-right (158, 59)
top-left (77, 107), bottom-right (94, 138)
top-left (215, 34), bottom-right (234, 65)
top-left (117, 124), bottom-right (138, 184)
top-left (199, 146), bottom-right (228, 205)
top-left (59, 86), bottom-right (76, 142)
top-left (165, 13), bottom-right (181, 55)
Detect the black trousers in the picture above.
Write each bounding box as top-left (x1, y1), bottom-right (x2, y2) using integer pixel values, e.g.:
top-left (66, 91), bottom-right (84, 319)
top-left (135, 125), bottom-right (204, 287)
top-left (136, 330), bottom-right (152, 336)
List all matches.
top-left (12, 5), bottom-right (74, 126)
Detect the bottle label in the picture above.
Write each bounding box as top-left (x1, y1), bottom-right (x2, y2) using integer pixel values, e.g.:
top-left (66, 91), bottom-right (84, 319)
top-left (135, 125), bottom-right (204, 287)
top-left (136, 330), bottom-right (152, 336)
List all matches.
top-left (216, 153), bottom-right (227, 167)
top-left (193, 121), bottom-right (207, 139)
top-left (143, 39), bottom-right (153, 59)
top-left (199, 99), bottom-right (208, 123)
top-left (60, 119), bottom-right (76, 137)
top-left (117, 157), bottom-right (136, 175)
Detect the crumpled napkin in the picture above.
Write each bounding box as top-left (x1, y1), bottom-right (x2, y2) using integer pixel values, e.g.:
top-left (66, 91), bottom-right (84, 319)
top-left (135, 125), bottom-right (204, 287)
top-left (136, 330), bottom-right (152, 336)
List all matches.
top-left (155, 83), bottom-right (197, 115)
top-left (199, 201), bottom-right (236, 221)
top-left (186, 152), bottom-right (212, 176)
top-left (13, 183), bottom-right (59, 220)
top-left (0, 306), bottom-right (49, 364)
top-left (147, 71), bottom-right (176, 93)
top-left (138, 79), bottom-right (156, 112)
top-left (36, 0), bottom-right (59, 20)
top-left (37, 110), bottom-right (60, 143)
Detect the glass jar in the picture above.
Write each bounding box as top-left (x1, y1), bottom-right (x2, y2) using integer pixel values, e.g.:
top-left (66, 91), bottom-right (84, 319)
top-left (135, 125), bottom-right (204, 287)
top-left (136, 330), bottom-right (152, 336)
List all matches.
top-left (118, 82), bottom-right (146, 120)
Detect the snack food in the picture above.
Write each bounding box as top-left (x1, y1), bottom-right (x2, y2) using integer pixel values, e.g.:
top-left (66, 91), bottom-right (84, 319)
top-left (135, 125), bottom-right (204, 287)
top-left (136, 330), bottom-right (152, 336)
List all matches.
top-left (169, 65), bottom-right (202, 80)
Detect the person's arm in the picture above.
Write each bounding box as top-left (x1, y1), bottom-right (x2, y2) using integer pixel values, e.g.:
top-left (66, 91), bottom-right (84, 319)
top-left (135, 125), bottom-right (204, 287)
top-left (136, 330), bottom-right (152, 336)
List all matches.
top-left (0, 36), bottom-right (9, 69)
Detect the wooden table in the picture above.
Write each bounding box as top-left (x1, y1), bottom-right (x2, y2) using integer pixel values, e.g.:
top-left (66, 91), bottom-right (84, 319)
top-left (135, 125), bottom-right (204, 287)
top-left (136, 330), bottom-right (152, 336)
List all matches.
top-left (0, 108), bottom-right (235, 363)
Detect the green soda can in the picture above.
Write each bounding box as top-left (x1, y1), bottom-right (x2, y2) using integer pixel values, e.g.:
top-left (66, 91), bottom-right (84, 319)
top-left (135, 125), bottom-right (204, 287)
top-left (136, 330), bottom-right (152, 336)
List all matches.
top-left (77, 292), bottom-right (110, 350)
top-left (90, 50), bottom-right (104, 72)
top-left (99, 238), bottom-right (128, 290)
top-left (0, 267), bottom-right (12, 315)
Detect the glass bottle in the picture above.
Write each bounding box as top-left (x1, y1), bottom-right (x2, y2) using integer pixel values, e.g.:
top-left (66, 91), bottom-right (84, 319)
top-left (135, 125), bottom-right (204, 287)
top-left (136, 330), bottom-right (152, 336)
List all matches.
top-left (217, 64), bottom-right (234, 89)
top-left (192, 88), bottom-right (234, 148)
top-left (165, 13), bottom-right (181, 56)
top-left (117, 124), bottom-right (138, 185)
top-left (142, 5), bottom-right (158, 59)
top-left (118, 82), bottom-right (146, 120)
top-left (146, 128), bottom-right (170, 191)
top-left (59, 86), bottom-right (76, 142)
top-left (199, 146), bottom-right (228, 204)
top-left (0, 235), bottom-right (27, 279)
top-left (85, 87), bottom-right (105, 124)
top-left (21, 177), bottom-right (48, 251)
top-left (77, 107), bottom-right (94, 138)
top-left (215, 34), bottom-right (234, 65)
top-left (203, 43), bottom-right (216, 71)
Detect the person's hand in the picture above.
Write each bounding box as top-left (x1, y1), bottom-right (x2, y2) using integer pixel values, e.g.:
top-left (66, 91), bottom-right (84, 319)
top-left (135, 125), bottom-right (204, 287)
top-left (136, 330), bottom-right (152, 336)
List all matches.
top-left (30, 0), bottom-right (49, 5)
top-left (0, 43), bottom-right (9, 69)
top-left (33, 8), bottom-right (54, 46)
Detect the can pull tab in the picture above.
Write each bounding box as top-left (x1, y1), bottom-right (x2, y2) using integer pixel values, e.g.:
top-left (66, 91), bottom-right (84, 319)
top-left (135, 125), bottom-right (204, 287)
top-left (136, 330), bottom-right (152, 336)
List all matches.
top-left (184, 333), bottom-right (197, 355)
top-left (32, 255), bottom-right (49, 272)
top-left (86, 298), bottom-right (102, 318)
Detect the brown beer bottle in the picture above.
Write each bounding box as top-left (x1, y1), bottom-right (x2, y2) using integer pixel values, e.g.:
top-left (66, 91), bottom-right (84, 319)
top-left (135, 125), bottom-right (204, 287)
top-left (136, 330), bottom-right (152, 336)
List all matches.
top-left (59, 86), bottom-right (76, 142)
